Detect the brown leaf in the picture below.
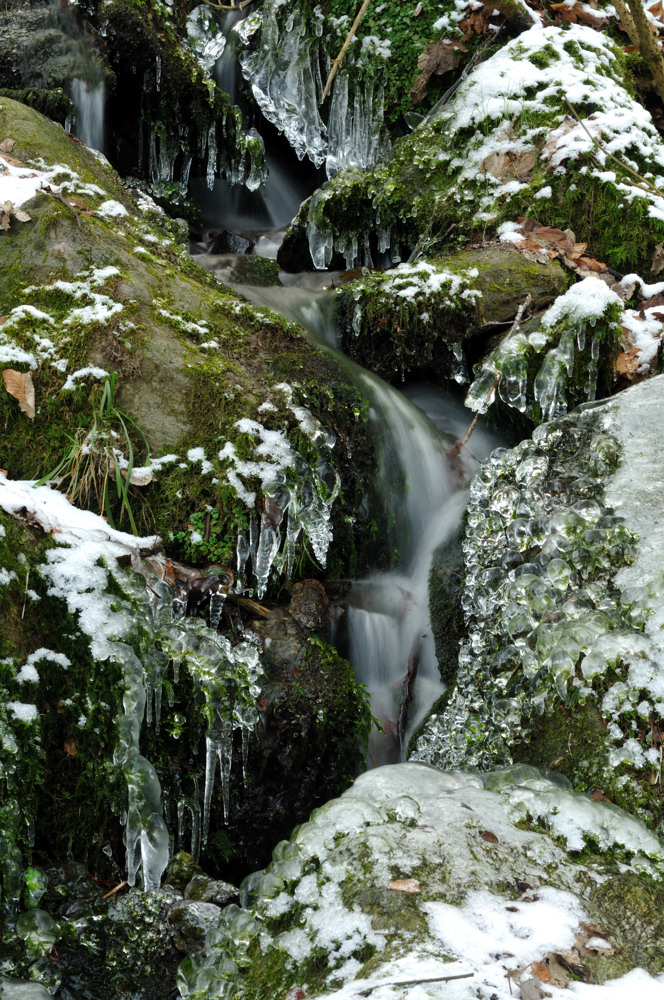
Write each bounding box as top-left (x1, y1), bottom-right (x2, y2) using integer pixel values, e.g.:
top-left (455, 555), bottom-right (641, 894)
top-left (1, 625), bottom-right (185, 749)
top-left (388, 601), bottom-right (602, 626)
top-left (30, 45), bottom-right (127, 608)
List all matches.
top-left (410, 38), bottom-right (468, 104)
top-left (652, 242), bottom-right (664, 275)
top-left (64, 738), bottom-right (78, 757)
top-left (13, 209), bottom-right (31, 224)
top-left (478, 829), bottom-right (499, 843)
top-left (505, 148), bottom-right (537, 179)
top-left (590, 787), bottom-right (614, 802)
top-left (66, 196), bottom-right (90, 211)
top-left (2, 369), bottom-right (35, 419)
top-left (0, 138), bottom-right (15, 153)
top-left (481, 151), bottom-right (510, 177)
top-left (459, 6), bottom-right (498, 37)
top-left (388, 878), bottom-right (420, 893)
top-left (532, 961), bottom-right (550, 983)
top-left (550, 0), bottom-right (607, 27)
top-left (650, 0), bottom-right (664, 17)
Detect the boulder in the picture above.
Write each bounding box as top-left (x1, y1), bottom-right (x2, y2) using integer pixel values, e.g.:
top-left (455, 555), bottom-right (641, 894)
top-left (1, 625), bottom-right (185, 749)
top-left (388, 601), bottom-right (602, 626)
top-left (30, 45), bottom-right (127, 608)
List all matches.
top-left (413, 374), bottom-right (664, 827)
top-left (178, 762), bottom-right (664, 998)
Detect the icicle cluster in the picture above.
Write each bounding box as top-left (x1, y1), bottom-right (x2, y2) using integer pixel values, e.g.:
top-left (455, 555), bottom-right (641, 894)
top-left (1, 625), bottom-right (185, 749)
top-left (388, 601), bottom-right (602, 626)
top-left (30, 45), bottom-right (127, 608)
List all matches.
top-left (221, 386), bottom-right (341, 600)
top-left (410, 409), bottom-right (654, 774)
top-left (465, 278), bottom-right (623, 422)
top-left (238, 1), bottom-right (390, 179)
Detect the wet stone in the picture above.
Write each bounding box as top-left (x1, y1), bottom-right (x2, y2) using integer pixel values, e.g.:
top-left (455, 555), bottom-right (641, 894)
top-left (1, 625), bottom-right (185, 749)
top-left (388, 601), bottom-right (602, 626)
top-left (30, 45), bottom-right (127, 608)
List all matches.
top-left (208, 229), bottom-right (255, 255)
top-left (184, 874), bottom-right (239, 907)
top-left (165, 852), bottom-right (205, 893)
top-left (168, 899), bottom-right (223, 954)
top-left (288, 579), bottom-right (329, 630)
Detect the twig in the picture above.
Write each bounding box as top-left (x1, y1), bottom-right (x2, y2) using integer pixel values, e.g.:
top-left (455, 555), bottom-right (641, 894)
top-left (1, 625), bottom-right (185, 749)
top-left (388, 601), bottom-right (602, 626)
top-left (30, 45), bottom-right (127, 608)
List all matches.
top-left (565, 97), bottom-right (664, 200)
top-left (322, 0), bottom-right (371, 102)
top-left (612, 0), bottom-right (639, 47)
top-left (357, 973), bottom-right (473, 995)
top-left (21, 569), bottom-right (29, 619)
top-left (421, 30), bottom-right (502, 125)
top-left (102, 880), bottom-right (128, 899)
top-left (203, 0), bottom-right (254, 9)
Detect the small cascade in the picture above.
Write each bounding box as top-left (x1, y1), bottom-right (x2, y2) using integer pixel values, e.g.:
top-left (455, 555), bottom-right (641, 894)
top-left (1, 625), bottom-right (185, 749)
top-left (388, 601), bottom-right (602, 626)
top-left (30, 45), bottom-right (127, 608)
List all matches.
top-left (346, 381), bottom-right (494, 764)
top-left (214, 9), bottom-right (245, 103)
top-left (71, 78), bottom-right (106, 153)
top-left (227, 281), bottom-right (497, 764)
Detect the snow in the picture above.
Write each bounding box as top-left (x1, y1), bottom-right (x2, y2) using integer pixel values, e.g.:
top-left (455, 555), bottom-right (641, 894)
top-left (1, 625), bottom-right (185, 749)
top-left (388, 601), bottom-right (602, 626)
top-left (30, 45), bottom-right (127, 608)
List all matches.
top-left (61, 366), bottom-right (110, 391)
top-left (7, 702), bottom-right (38, 723)
top-left (96, 200), bottom-right (128, 218)
top-left (0, 156), bottom-right (54, 207)
top-left (541, 277), bottom-right (622, 328)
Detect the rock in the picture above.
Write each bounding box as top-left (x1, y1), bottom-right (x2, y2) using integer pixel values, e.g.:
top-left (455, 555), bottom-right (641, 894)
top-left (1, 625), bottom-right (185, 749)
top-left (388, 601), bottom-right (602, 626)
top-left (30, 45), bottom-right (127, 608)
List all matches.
top-left (178, 763), bottom-right (664, 998)
top-left (333, 246), bottom-right (568, 386)
top-left (412, 374), bottom-right (664, 827)
top-left (288, 579), bottom-right (329, 630)
top-left (184, 874), bottom-right (238, 906)
top-left (278, 25), bottom-right (664, 275)
top-left (168, 899), bottom-right (222, 954)
top-left (208, 230), bottom-right (255, 255)
top-left (165, 853), bottom-right (205, 893)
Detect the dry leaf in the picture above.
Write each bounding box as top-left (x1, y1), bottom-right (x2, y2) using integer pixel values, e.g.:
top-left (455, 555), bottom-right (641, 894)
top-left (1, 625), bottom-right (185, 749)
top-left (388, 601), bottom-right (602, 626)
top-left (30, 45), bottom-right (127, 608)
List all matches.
top-left (128, 467), bottom-right (153, 486)
top-left (2, 369), bottom-right (35, 419)
top-left (505, 148), bottom-right (537, 179)
top-left (532, 961), bottom-right (551, 983)
top-left (590, 788), bottom-right (613, 802)
top-left (388, 878), bottom-right (420, 893)
top-left (482, 151), bottom-right (510, 177)
top-left (550, 0), bottom-right (607, 27)
top-left (478, 829), bottom-right (499, 843)
top-left (0, 138), bottom-right (15, 153)
top-left (459, 6), bottom-right (498, 37)
top-left (64, 738), bottom-right (78, 757)
top-left (410, 38), bottom-right (468, 104)
top-left (652, 242), bottom-right (664, 274)
top-left (13, 209), bottom-right (31, 223)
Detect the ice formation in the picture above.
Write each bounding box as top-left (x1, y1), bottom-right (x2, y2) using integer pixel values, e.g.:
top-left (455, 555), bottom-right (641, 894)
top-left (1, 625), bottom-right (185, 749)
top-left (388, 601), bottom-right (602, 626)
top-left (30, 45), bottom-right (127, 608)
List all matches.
top-left (411, 384), bottom-right (664, 803)
top-left (238, 0), bottom-right (390, 178)
top-left (465, 278), bottom-right (622, 421)
top-left (177, 762), bottom-right (664, 1000)
top-left (219, 385), bottom-right (341, 599)
top-left (0, 475), bottom-right (265, 888)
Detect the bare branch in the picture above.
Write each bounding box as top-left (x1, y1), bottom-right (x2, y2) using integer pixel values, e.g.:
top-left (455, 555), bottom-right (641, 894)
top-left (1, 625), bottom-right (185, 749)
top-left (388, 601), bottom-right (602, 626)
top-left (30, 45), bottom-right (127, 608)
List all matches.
top-left (322, 0), bottom-right (371, 102)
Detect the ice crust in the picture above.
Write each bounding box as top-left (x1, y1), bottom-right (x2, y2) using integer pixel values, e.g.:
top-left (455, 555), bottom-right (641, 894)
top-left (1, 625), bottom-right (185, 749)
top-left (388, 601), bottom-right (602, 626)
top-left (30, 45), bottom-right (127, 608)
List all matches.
top-left (177, 762), bottom-right (664, 1000)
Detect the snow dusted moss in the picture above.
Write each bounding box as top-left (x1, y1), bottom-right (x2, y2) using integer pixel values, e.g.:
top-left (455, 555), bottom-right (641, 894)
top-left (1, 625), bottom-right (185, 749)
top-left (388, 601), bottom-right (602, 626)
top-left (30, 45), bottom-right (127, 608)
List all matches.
top-left (412, 378), bottom-right (664, 824)
top-left (177, 763), bottom-right (664, 1000)
top-left (280, 23), bottom-right (664, 272)
top-left (466, 277), bottom-right (623, 423)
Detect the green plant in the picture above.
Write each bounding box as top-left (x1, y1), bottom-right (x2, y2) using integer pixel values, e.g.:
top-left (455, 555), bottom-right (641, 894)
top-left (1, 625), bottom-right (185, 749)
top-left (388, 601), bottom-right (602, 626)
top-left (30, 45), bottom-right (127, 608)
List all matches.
top-left (36, 373), bottom-right (150, 534)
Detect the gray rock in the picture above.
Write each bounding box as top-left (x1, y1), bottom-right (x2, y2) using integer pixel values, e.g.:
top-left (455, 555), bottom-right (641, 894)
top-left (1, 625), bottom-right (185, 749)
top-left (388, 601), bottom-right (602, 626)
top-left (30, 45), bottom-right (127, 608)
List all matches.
top-left (168, 899), bottom-right (222, 954)
top-left (184, 874), bottom-right (238, 907)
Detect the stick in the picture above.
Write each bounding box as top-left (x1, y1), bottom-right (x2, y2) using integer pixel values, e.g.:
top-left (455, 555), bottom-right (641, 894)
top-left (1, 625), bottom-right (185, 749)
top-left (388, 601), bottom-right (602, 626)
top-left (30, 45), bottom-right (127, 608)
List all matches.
top-left (357, 973), bottom-right (474, 995)
top-left (565, 97), bottom-right (664, 200)
top-left (321, 0), bottom-right (371, 102)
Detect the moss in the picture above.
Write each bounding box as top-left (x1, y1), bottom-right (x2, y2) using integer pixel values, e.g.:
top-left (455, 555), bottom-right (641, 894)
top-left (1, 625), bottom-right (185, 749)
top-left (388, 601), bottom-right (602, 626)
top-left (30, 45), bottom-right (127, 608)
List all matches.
top-left (589, 872), bottom-right (664, 975)
top-left (0, 88), bottom-right (74, 125)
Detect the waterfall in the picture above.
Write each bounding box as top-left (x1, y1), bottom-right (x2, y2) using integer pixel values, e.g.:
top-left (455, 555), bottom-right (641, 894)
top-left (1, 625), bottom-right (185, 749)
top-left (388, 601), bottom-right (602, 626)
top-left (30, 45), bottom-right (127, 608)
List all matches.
top-left (223, 280), bottom-right (496, 764)
top-left (71, 78), bottom-right (106, 153)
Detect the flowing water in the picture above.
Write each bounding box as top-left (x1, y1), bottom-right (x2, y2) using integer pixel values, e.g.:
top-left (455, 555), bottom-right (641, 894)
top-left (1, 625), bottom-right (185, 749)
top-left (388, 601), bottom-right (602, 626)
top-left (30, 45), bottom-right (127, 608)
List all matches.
top-left (210, 274), bottom-right (496, 764)
top-left (71, 78), bottom-right (105, 153)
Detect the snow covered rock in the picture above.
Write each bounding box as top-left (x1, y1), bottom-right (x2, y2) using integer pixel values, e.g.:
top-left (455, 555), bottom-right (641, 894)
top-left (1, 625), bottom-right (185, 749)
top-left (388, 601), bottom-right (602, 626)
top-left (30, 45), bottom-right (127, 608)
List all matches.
top-left (177, 762), bottom-right (664, 999)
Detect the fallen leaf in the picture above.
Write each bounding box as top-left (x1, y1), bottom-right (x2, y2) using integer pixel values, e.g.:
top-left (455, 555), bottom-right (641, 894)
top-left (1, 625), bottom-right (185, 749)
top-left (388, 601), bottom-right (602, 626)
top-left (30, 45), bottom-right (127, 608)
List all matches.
top-left (128, 467), bottom-right (153, 486)
top-left (388, 878), bottom-right (420, 893)
top-left (66, 196), bottom-right (90, 211)
top-left (652, 242), bottom-right (664, 274)
top-left (13, 209), bottom-right (31, 223)
top-left (2, 369), bottom-right (35, 419)
top-left (505, 148), bottom-right (537, 179)
top-left (482, 151), bottom-right (510, 177)
top-left (532, 961), bottom-right (550, 983)
top-left (550, 0), bottom-right (607, 27)
top-left (616, 346), bottom-right (640, 379)
top-left (519, 977), bottom-right (548, 1000)
top-left (459, 6), bottom-right (499, 37)
top-left (64, 738), bottom-right (78, 757)
top-left (478, 829), bottom-right (499, 843)
top-left (650, 0), bottom-right (664, 17)
top-left (410, 38), bottom-right (468, 104)
top-left (0, 138), bottom-right (15, 153)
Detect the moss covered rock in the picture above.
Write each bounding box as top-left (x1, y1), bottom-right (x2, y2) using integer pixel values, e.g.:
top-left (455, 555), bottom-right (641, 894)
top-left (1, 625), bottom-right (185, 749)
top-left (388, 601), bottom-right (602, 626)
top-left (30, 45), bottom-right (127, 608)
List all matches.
top-left (279, 24), bottom-right (664, 275)
top-left (178, 763), bottom-right (664, 998)
top-left (0, 97), bottom-right (381, 593)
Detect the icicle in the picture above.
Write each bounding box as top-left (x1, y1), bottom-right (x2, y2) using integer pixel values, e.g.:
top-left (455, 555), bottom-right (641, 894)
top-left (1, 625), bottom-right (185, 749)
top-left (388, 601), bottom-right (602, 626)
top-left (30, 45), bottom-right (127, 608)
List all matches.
top-left (254, 520), bottom-right (281, 599)
top-left (236, 533), bottom-right (250, 593)
top-left (241, 729), bottom-right (249, 784)
top-left (209, 586), bottom-right (226, 629)
top-left (202, 736), bottom-right (218, 849)
top-left (206, 124), bottom-right (217, 190)
top-left (217, 714), bottom-right (234, 823)
top-left (156, 55), bottom-right (162, 92)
